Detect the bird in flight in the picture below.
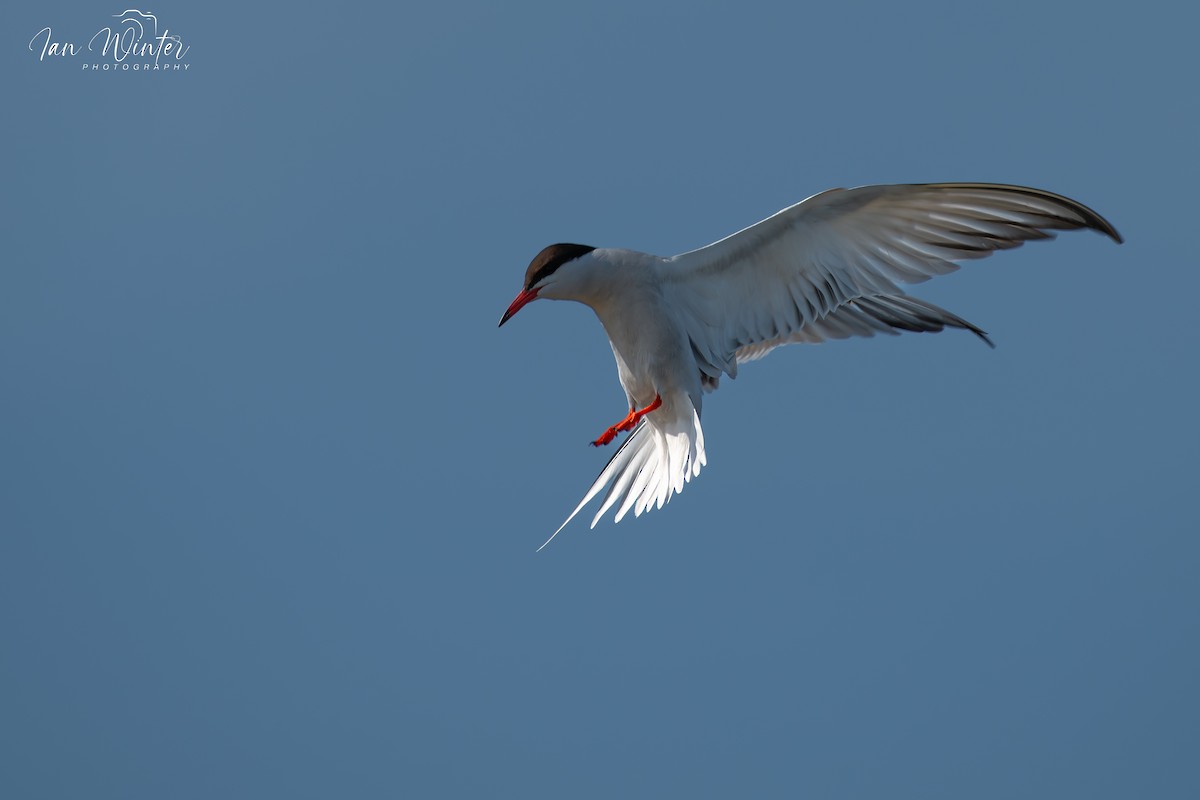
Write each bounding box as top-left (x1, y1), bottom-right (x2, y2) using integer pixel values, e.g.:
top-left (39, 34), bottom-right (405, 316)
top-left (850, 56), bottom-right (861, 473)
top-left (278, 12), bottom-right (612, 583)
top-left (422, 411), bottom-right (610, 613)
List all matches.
top-left (499, 183), bottom-right (1122, 549)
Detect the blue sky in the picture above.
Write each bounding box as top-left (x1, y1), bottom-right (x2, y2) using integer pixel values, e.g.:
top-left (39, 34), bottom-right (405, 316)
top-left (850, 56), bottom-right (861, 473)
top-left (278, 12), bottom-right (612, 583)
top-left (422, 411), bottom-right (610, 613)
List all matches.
top-left (3, 1), bottom-right (1197, 797)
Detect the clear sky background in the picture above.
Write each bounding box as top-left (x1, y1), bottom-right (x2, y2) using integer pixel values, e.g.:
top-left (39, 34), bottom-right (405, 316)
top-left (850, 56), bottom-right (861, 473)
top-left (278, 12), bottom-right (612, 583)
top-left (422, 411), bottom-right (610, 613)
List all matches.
top-left (3, 2), bottom-right (1197, 797)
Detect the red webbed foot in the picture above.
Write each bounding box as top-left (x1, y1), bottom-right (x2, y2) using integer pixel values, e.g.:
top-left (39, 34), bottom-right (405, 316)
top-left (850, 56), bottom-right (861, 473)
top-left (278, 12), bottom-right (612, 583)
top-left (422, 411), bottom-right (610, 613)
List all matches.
top-left (590, 394), bottom-right (663, 446)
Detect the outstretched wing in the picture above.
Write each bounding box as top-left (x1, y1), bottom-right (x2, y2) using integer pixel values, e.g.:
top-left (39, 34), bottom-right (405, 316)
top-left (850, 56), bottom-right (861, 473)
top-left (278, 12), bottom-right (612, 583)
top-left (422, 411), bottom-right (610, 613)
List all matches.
top-left (659, 183), bottom-right (1122, 381)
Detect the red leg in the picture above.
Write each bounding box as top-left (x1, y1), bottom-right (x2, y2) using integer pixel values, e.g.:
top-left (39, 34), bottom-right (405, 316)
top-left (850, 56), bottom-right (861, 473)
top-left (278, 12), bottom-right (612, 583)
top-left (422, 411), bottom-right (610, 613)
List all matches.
top-left (591, 394), bottom-right (663, 446)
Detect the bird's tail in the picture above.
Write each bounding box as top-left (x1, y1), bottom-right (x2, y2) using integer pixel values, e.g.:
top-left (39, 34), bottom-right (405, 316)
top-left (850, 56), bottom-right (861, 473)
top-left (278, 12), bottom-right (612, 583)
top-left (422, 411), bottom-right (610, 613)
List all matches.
top-left (538, 397), bottom-right (706, 551)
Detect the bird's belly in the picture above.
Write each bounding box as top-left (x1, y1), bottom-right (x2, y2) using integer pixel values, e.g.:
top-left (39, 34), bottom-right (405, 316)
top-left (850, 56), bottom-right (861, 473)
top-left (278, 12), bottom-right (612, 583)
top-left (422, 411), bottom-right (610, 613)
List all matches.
top-left (603, 310), bottom-right (697, 410)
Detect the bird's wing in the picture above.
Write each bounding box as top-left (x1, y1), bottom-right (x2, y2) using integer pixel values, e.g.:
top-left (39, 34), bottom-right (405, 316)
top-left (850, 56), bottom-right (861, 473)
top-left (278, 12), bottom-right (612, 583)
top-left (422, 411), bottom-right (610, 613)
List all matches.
top-left (658, 183), bottom-right (1122, 378)
top-left (733, 292), bottom-right (994, 362)
top-left (538, 395), bottom-right (706, 550)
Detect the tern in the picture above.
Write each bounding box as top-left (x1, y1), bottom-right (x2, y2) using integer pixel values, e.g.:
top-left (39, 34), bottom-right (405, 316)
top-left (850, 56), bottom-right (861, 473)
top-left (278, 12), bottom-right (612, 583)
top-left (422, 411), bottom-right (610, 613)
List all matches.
top-left (499, 183), bottom-right (1122, 549)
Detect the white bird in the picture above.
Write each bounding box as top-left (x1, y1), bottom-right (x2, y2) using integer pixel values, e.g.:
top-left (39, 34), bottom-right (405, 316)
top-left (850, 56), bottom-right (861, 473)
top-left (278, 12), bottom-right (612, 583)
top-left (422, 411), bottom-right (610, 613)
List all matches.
top-left (499, 183), bottom-right (1122, 549)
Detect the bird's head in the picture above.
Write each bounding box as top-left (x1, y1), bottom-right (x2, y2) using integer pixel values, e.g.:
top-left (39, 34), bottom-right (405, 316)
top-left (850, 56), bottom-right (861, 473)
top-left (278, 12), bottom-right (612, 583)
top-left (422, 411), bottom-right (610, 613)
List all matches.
top-left (498, 243), bottom-right (597, 327)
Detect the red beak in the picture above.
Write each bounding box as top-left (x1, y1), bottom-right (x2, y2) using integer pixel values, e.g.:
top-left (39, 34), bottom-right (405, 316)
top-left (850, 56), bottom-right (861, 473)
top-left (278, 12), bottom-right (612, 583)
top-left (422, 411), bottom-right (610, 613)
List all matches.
top-left (498, 287), bottom-right (540, 327)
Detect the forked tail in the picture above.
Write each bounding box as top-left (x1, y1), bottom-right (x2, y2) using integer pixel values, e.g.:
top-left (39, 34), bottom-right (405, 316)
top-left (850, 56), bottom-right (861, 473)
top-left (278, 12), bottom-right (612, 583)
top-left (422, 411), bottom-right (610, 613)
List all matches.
top-left (538, 398), bottom-right (707, 551)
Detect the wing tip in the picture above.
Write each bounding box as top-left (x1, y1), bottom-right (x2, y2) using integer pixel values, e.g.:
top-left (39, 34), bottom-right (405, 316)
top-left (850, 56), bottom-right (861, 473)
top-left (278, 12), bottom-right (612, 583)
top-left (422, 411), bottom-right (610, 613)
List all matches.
top-left (919, 181), bottom-right (1124, 244)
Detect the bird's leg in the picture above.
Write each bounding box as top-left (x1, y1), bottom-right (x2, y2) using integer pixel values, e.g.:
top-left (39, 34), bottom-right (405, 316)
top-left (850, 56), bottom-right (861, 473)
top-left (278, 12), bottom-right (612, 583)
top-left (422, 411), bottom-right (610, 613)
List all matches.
top-left (591, 394), bottom-right (663, 446)
top-left (591, 412), bottom-right (636, 447)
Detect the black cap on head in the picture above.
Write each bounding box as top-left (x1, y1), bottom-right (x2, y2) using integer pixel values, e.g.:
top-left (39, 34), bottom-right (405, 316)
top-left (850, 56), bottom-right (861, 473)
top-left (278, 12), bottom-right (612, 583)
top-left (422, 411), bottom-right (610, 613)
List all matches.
top-left (524, 243), bottom-right (596, 290)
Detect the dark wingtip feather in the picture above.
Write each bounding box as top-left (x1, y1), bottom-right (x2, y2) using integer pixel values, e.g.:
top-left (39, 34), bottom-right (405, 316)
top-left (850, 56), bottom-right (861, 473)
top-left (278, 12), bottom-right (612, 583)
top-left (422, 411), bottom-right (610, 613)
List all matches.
top-left (1068, 199), bottom-right (1123, 244)
top-left (922, 183), bottom-right (1124, 245)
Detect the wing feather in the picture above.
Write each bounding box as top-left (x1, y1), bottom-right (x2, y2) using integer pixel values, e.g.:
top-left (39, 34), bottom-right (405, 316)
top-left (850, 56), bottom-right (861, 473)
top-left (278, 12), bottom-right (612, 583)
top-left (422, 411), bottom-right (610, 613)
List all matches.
top-left (658, 183), bottom-right (1120, 378)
